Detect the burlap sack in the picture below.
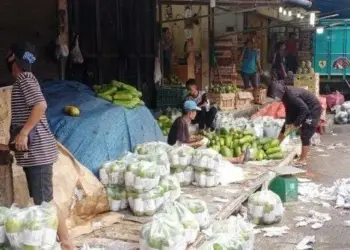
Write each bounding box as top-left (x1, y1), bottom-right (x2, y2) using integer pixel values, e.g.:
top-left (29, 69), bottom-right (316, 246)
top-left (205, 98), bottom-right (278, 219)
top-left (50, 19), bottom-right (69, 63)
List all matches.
top-left (0, 86), bottom-right (109, 231)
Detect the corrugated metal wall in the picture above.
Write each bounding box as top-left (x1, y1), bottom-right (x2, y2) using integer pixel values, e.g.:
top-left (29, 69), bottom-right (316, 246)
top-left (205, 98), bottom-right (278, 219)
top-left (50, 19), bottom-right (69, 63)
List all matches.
top-left (68, 0), bottom-right (158, 107)
top-left (0, 0), bottom-right (58, 86)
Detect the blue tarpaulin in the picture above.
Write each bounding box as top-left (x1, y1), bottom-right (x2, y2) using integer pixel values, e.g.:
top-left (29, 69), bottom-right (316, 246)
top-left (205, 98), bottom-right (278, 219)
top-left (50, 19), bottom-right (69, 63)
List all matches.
top-left (41, 80), bottom-right (164, 175)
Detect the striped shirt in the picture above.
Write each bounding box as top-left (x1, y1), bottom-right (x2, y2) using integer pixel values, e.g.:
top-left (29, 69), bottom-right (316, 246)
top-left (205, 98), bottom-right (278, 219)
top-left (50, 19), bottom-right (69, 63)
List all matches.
top-left (11, 72), bottom-right (58, 167)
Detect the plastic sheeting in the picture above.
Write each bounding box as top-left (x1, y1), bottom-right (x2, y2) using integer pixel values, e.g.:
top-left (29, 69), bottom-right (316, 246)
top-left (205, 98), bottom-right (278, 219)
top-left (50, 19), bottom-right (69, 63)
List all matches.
top-left (41, 80), bottom-right (164, 175)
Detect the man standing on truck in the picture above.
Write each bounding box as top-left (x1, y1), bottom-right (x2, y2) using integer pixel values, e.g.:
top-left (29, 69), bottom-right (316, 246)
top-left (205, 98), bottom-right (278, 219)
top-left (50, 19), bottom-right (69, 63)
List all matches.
top-left (4, 42), bottom-right (75, 250)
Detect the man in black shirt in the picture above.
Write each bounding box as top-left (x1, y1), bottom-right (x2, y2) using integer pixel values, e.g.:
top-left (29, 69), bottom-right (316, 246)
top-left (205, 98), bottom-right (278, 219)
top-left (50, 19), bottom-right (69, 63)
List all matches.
top-left (267, 80), bottom-right (321, 166)
top-left (168, 100), bottom-right (204, 147)
top-left (185, 79), bottom-right (217, 131)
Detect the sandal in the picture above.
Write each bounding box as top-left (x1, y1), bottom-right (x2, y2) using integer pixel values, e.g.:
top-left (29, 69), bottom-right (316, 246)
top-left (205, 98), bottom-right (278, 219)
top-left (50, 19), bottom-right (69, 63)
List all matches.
top-left (293, 160), bottom-right (307, 167)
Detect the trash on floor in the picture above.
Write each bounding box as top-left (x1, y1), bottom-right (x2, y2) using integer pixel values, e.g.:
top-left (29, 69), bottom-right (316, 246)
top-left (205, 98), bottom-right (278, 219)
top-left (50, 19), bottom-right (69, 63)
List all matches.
top-left (296, 235), bottom-right (316, 250)
top-left (293, 210), bottom-right (331, 229)
top-left (255, 226), bottom-right (290, 237)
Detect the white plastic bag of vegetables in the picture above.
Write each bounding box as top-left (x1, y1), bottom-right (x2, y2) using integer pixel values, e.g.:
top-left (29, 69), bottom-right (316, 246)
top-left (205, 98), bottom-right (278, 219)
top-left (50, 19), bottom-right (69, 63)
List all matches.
top-left (107, 185), bottom-right (128, 212)
top-left (139, 214), bottom-right (187, 250)
top-left (171, 166), bottom-right (194, 186)
top-left (127, 185), bottom-right (167, 216)
top-left (194, 169), bottom-right (220, 188)
top-left (136, 150), bottom-right (170, 177)
top-left (5, 206), bottom-right (26, 249)
top-left (99, 160), bottom-right (126, 186)
top-left (247, 190), bottom-right (284, 225)
top-left (168, 145), bottom-right (194, 168)
top-left (161, 201), bottom-right (199, 244)
top-left (179, 197), bottom-right (211, 229)
top-left (199, 234), bottom-right (246, 250)
top-left (0, 207), bottom-right (9, 246)
top-left (135, 141), bottom-right (172, 155)
top-left (191, 149), bottom-right (222, 171)
top-left (40, 203), bottom-right (59, 250)
top-left (205, 216), bottom-right (255, 250)
top-left (125, 160), bottom-right (161, 192)
top-left (159, 175), bottom-right (181, 201)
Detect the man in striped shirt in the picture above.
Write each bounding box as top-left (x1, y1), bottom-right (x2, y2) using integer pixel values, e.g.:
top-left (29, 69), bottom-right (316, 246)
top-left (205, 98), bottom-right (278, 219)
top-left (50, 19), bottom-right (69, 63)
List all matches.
top-left (6, 42), bottom-right (75, 250)
top-left (185, 79), bottom-right (217, 131)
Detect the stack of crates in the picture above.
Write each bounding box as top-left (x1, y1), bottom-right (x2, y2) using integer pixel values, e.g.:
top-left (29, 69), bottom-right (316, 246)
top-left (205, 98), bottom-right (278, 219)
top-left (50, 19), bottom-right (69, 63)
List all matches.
top-left (156, 86), bottom-right (187, 110)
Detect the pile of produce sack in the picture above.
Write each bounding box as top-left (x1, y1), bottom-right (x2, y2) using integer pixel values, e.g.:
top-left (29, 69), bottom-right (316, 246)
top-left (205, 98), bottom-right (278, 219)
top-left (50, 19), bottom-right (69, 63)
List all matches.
top-left (161, 201), bottom-right (200, 244)
top-left (247, 190), bottom-right (284, 225)
top-left (3, 203), bottom-right (59, 250)
top-left (334, 101), bottom-right (350, 124)
top-left (179, 197), bottom-right (211, 229)
top-left (191, 149), bottom-right (222, 187)
top-left (199, 215), bottom-right (255, 250)
top-left (139, 214), bottom-right (187, 250)
top-left (204, 129), bottom-right (284, 161)
top-left (168, 145), bottom-right (195, 186)
top-left (297, 61), bottom-right (314, 74)
top-left (93, 80), bottom-right (144, 109)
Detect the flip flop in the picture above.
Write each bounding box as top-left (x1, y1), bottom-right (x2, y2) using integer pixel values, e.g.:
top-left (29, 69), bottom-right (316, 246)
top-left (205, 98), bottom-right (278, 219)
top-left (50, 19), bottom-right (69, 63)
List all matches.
top-left (293, 160), bottom-right (307, 167)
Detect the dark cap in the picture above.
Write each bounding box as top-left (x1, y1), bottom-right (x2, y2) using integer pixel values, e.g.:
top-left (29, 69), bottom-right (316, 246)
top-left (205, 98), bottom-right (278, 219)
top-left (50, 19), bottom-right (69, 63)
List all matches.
top-left (10, 42), bottom-right (37, 72)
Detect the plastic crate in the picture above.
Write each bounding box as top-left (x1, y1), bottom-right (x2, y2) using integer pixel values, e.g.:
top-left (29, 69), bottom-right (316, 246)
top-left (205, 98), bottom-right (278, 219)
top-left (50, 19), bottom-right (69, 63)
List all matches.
top-left (269, 175), bottom-right (298, 203)
top-left (156, 86), bottom-right (187, 110)
top-left (207, 93), bottom-right (236, 112)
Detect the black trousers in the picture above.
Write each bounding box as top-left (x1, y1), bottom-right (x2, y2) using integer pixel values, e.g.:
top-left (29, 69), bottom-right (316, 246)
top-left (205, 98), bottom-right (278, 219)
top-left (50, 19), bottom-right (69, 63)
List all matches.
top-left (286, 55), bottom-right (298, 74)
top-left (192, 107), bottom-right (218, 130)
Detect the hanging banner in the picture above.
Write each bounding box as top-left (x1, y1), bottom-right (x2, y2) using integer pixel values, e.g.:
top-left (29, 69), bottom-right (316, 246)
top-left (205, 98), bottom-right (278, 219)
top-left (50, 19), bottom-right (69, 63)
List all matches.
top-left (210, 0), bottom-right (216, 8)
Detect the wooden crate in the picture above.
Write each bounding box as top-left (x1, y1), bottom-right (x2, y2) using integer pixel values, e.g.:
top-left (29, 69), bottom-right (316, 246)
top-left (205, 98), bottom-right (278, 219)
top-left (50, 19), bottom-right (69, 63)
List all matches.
top-left (235, 91), bottom-right (254, 110)
top-left (207, 93), bottom-right (236, 111)
top-left (252, 88), bottom-right (267, 105)
top-left (0, 151), bottom-right (13, 207)
top-left (294, 73), bottom-right (320, 96)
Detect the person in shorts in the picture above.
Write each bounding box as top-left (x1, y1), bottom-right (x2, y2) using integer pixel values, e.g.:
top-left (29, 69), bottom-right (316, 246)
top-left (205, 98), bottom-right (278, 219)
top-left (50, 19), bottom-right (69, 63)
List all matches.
top-left (239, 39), bottom-right (262, 90)
top-left (5, 42), bottom-right (75, 250)
top-left (267, 80), bottom-right (321, 167)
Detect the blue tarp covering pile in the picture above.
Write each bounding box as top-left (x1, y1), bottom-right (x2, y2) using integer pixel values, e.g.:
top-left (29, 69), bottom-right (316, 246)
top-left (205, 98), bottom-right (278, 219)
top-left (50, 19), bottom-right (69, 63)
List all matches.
top-left (41, 81), bottom-right (164, 175)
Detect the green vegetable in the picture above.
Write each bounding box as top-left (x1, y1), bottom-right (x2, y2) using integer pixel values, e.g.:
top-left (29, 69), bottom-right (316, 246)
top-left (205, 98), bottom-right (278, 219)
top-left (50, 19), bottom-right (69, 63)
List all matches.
top-left (220, 146), bottom-right (233, 158)
top-left (110, 80), bottom-right (124, 88)
top-left (269, 139), bottom-right (280, 148)
top-left (265, 146), bottom-right (281, 155)
top-left (97, 93), bottom-right (113, 102)
top-left (220, 128), bottom-right (228, 135)
top-left (113, 92), bottom-right (134, 101)
top-left (121, 83), bottom-right (138, 93)
top-left (267, 152), bottom-right (284, 160)
top-left (99, 86), bottom-right (118, 96)
top-left (234, 146), bottom-right (242, 157)
top-left (258, 137), bottom-right (272, 145)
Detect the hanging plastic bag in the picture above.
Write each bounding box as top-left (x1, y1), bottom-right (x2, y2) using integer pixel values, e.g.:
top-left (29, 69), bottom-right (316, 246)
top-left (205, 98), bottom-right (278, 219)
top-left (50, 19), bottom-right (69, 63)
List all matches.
top-left (247, 190), bottom-right (284, 225)
top-left (161, 201), bottom-right (200, 244)
top-left (70, 35), bottom-right (84, 64)
top-left (139, 214), bottom-right (187, 250)
top-left (179, 197), bottom-right (211, 229)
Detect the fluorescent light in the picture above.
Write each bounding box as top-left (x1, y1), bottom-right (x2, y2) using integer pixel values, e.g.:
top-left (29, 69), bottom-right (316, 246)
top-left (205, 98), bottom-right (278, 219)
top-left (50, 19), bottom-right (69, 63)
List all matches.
top-left (310, 13), bottom-right (316, 26)
top-left (279, 7), bottom-right (283, 14)
top-left (297, 13), bottom-right (301, 18)
top-left (316, 27), bottom-right (324, 34)
top-left (283, 10), bottom-right (287, 15)
top-left (288, 10), bottom-right (292, 17)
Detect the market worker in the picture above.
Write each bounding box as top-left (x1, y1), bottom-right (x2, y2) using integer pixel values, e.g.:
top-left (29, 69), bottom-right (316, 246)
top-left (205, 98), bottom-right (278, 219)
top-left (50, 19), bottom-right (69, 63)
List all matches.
top-left (3, 42), bottom-right (75, 250)
top-left (168, 101), bottom-right (247, 164)
top-left (185, 79), bottom-right (217, 131)
top-left (285, 32), bottom-right (300, 74)
top-left (267, 80), bottom-right (322, 167)
top-left (239, 39), bottom-right (262, 90)
top-left (272, 42), bottom-right (287, 80)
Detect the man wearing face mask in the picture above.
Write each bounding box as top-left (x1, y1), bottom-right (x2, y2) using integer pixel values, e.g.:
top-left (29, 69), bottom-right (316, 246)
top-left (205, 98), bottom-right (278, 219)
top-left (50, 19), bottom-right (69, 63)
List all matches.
top-left (3, 42), bottom-right (75, 250)
top-left (266, 77), bottom-right (321, 166)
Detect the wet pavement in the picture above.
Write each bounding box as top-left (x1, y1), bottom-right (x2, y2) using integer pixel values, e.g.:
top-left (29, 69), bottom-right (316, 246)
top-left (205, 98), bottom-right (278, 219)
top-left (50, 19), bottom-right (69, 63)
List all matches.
top-left (255, 126), bottom-right (350, 250)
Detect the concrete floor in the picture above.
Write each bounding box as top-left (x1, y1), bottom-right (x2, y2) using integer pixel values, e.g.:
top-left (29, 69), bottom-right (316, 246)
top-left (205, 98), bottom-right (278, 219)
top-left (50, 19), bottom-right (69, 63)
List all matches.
top-left (255, 126), bottom-right (350, 250)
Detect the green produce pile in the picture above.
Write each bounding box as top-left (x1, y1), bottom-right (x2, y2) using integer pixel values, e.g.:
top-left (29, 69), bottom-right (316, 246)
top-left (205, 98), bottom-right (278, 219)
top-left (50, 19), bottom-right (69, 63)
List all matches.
top-left (297, 60), bottom-right (315, 74)
top-left (157, 115), bottom-right (173, 136)
top-left (93, 80), bottom-right (144, 109)
top-left (209, 84), bottom-right (239, 94)
top-left (166, 74), bottom-right (184, 86)
top-left (203, 128), bottom-right (284, 161)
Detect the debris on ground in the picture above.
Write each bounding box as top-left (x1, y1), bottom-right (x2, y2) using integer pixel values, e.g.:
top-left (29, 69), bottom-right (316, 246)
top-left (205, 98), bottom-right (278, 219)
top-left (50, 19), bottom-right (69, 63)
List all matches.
top-left (344, 220), bottom-right (350, 227)
top-left (254, 226), bottom-right (289, 237)
top-left (296, 235), bottom-right (316, 250)
top-left (293, 210), bottom-right (331, 230)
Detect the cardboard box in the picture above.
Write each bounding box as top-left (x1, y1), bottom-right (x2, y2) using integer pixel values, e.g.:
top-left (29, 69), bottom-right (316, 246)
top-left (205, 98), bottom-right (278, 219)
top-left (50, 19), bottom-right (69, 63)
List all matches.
top-left (294, 73), bottom-right (320, 96)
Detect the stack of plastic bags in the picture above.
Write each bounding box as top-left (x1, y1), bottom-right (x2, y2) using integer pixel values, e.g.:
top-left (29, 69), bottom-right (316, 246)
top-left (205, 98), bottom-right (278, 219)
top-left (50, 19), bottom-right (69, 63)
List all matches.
top-left (191, 149), bottom-right (222, 187)
top-left (2, 203), bottom-right (59, 250)
top-left (247, 190), bottom-right (284, 225)
top-left (200, 216), bottom-right (255, 250)
top-left (168, 145), bottom-right (195, 186)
